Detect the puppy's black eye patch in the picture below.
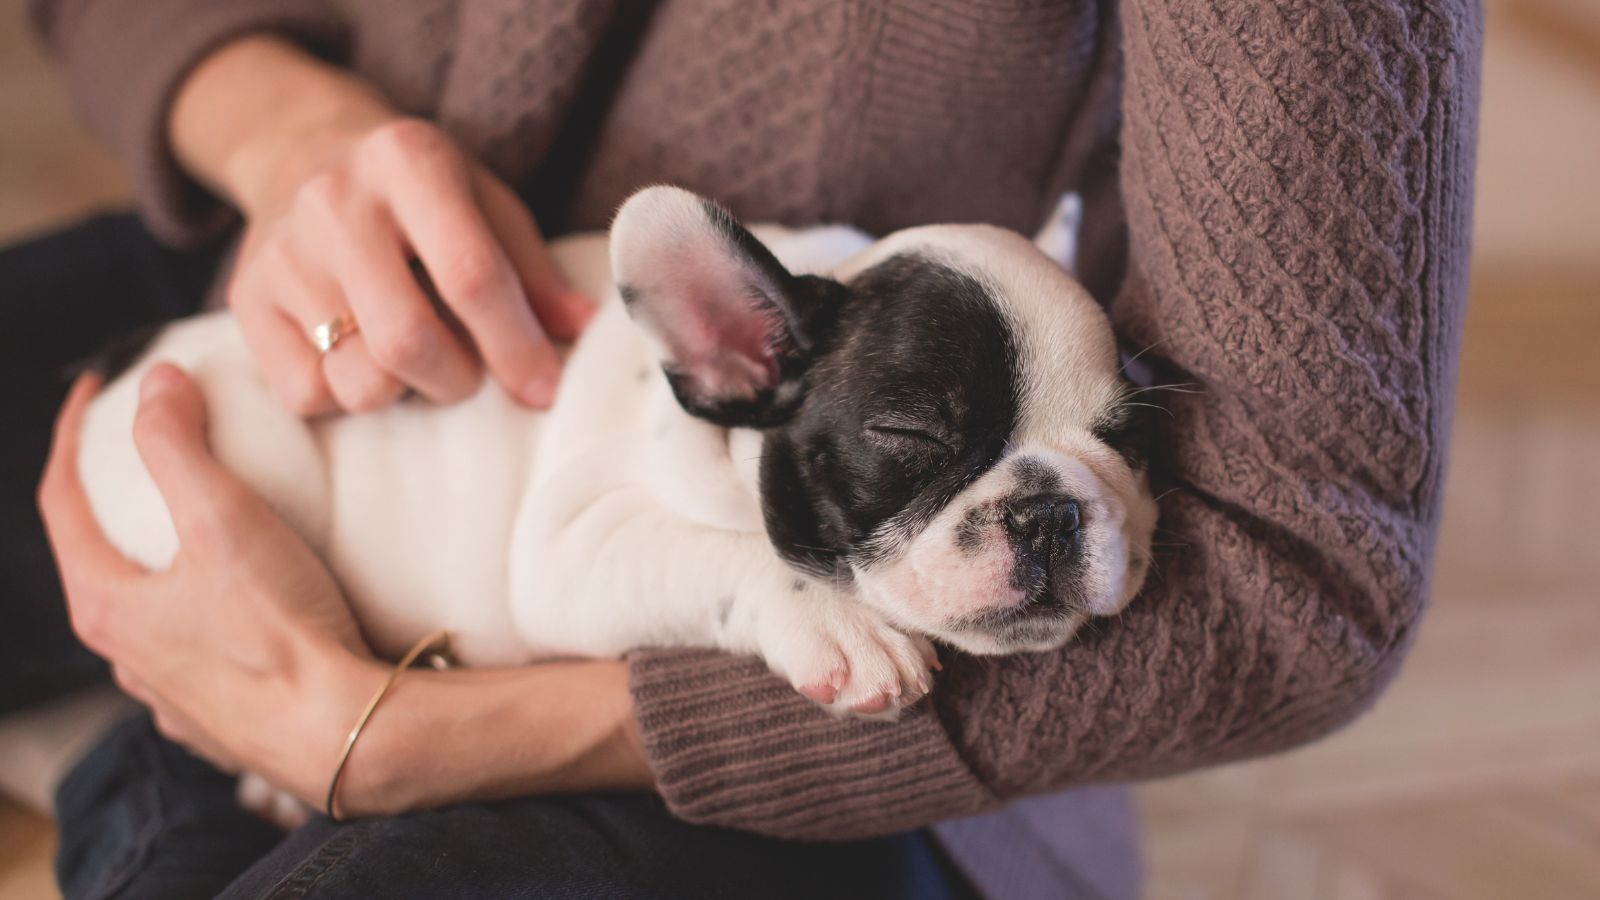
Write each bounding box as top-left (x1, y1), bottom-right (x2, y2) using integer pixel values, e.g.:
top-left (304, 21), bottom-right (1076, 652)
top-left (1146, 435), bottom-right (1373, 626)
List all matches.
top-left (758, 251), bottom-right (1022, 571)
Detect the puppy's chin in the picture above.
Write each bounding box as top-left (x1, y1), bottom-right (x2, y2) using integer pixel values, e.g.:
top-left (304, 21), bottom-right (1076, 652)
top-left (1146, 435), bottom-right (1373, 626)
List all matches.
top-left (851, 519), bottom-right (1150, 658)
top-left (852, 558), bottom-right (1099, 656)
top-left (851, 518), bottom-right (1139, 643)
top-left (936, 612), bottom-right (1087, 656)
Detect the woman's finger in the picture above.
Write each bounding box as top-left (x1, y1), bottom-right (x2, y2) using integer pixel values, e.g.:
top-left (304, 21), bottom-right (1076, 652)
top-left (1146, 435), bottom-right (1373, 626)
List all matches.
top-left (38, 375), bottom-right (144, 653)
top-left (231, 278), bottom-right (338, 416)
top-left (269, 233), bottom-right (410, 412)
top-left (38, 375), bottom-right (144, 582)
top-left (382, 143), bottom-right (560, 407)
top-left (130, 365), bottom-right (267, 547)
top-left (473, 169), bottom-right (594, 342)
top-left (321, 209), bottom-right (481, 405)
top-left (321, 332), bottom-right (412, 413)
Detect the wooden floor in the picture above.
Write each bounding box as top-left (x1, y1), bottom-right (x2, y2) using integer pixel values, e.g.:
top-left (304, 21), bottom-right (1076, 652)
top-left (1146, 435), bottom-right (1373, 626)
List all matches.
top-left (2, 0), bottom-right (1597, 897)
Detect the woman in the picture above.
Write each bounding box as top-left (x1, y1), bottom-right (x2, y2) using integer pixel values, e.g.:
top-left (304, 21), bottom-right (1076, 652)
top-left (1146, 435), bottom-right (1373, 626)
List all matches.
top-left (7, 0), bottom-right (1480, 897)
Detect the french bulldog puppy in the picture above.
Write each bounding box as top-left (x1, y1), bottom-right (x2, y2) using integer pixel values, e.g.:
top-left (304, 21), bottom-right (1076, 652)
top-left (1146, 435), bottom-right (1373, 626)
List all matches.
top-left (77, 186), bottom-right (1156, 729)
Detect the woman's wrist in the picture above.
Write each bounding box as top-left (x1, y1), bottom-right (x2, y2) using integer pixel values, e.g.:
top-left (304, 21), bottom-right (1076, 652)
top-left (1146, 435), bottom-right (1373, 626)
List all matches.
top-left (169, 33), bottom-right (398, 217)
top-left (237, 638), bottom-right (388, 806)
top-left (330, 658), bottom-right (653, 818)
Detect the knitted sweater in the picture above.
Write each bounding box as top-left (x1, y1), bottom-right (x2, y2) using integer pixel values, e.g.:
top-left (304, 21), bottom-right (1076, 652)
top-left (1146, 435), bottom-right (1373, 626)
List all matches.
top-left (32, 0), bottom-right (1480, 896)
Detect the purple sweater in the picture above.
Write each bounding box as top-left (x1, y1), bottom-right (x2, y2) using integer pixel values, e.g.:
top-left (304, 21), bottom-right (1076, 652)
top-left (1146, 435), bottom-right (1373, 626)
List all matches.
top-left (31, 0), bottom-right (1481, 896)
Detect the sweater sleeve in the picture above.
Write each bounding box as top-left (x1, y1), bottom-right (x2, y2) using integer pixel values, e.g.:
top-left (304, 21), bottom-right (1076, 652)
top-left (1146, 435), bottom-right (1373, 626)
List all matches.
top-left (29, 0), bottom-right (348, 248)
top-left (627, 0), bottom-right (1481, 840)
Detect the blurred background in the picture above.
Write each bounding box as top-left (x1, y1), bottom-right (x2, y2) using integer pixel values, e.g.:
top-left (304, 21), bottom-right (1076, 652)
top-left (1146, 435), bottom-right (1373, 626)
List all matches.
top-left (1, 0), bottom-right (1596, 896)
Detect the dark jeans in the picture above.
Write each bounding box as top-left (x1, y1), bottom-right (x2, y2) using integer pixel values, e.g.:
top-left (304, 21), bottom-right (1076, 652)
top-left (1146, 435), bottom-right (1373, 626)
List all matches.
top-left (58, 715), bottom-right (971, 900)
top-left (0, 213), bottom-right (220, 714)
top-left (2, 214), bottom-right (978, 899)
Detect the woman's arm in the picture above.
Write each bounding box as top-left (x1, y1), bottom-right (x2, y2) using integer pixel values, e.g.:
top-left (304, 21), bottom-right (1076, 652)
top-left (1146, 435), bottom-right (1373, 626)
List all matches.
top-left (619, 0), bottom-right (1484, 839)
top-left (332, 660), bottom-right (652, 817)
top-left (166, 34), bottom-right (394, 219)
top-left (29, 0), bottom-right (346, 246)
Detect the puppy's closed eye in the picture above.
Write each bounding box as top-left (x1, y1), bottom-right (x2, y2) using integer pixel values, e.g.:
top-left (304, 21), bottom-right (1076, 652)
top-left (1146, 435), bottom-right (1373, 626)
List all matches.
top-left (865, 419), bottom-right (953, 460)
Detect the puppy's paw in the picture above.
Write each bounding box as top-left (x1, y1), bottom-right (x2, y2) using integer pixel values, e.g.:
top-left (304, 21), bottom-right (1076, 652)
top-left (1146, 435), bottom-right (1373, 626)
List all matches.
top-left (762, 600), bottom-right (938, 719)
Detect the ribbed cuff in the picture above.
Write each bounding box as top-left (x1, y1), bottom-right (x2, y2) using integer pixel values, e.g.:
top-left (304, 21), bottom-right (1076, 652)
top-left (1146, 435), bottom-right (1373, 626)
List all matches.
top-left (55, 0), bottom-right (348, 248)
top-left (628, 647), bottom-right (996, 840)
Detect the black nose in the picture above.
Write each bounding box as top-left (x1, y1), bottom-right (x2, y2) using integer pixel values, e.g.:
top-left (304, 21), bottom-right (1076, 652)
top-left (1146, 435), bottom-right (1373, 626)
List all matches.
top-left (1001, 494), bottom-right (1081, 545)
top-left (1002, 494), bottom-right (1082, 606)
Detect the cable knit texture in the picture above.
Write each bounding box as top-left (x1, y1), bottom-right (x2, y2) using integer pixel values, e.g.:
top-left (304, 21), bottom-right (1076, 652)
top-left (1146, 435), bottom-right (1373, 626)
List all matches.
top-left (32, 0), bottom-right (1480, 893)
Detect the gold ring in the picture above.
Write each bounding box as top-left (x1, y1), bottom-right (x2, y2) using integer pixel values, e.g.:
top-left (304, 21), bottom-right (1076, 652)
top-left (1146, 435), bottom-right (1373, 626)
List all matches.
top-left (310, 314), bottom-right (359, 355)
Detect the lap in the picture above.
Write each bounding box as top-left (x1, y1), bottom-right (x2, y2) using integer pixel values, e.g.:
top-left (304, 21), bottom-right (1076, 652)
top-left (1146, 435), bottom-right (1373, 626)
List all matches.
top-left (59, 716), bottom-right (974, 900)
top-left (223, 793), bottom-right (968, 900)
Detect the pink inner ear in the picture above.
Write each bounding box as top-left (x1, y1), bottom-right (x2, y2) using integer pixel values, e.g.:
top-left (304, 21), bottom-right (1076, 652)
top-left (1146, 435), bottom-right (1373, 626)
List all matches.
top-left (613, 187), bottom-right (793, 405)
top-left (644, 244), bottom-right (786, 401)
top-left (668, 298), bottom-right (781, 401)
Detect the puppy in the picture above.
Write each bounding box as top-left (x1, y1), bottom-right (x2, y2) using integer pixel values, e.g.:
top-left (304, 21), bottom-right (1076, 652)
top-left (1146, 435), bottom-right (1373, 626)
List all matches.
top-left (76, 186), bottom-right (1155, 796)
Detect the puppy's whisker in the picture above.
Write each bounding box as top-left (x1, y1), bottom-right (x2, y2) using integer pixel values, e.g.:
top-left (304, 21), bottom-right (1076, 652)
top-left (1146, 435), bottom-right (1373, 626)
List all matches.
top-left (1122, 401), bottom-right (1174, 419)
top-left (787, 542), bottom-right (833, 554)
top-left (1128, 383), bottom-right (1202, 396)
top-left (1120, 338), bottom-right (1169, 373)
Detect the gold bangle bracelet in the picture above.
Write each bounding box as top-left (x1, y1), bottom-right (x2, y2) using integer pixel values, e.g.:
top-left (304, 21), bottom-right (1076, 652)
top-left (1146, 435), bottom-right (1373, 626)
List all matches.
top-left (325, 629), bottom-right (453, 821)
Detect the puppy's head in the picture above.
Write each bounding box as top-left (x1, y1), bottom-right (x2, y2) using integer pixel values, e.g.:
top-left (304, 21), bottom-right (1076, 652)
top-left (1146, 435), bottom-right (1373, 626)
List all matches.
top-left (612, 186), bottom-right (1157, 654)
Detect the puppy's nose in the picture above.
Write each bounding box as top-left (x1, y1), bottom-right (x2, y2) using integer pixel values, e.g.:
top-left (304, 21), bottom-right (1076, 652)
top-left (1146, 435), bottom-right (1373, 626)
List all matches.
top-left (1001, 494), bottom-right (1081, 546)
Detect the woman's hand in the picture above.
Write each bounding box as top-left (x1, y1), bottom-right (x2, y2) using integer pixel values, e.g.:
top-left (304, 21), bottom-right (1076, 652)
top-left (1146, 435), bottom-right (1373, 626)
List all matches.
top-left (38, 367), bottom-right (377, 801)
top-left (171, 36), bottom-right (593, 415)
top-left (39, 367), bottom-right (652, 814)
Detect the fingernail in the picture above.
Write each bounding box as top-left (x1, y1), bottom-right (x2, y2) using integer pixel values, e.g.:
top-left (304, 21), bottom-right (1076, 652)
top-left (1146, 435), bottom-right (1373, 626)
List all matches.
top-left (139, 366), bottom-right (179, 402)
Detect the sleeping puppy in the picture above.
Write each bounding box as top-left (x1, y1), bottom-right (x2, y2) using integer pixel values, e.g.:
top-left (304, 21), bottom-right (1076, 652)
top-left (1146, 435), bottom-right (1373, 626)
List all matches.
top-left (75, 186), bottom-right (1156, 804)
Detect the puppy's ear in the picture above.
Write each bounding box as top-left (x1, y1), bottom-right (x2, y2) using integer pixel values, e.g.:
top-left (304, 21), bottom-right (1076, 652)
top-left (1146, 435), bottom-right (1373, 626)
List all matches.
top-left (610, 186), bottom-right (839, 428)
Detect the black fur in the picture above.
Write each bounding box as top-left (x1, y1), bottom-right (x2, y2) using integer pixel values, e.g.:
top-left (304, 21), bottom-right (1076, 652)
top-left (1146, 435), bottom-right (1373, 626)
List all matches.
top-left (757, 253), bottom-right (1021, 577)
top-left (1011, 457), bottom-right (1062, 494)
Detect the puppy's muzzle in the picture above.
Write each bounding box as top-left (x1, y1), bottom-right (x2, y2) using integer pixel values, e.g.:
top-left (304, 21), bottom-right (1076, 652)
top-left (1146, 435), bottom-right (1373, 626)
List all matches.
top-left (1003, 492), bottom-right (1082, 604)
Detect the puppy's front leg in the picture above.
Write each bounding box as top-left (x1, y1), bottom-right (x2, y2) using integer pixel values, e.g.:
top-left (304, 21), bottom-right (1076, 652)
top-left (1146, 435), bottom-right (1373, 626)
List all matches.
top-left (515, 476), bottom-right (936, 716)
top-left (728, 571), bottom-right (938, 718)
